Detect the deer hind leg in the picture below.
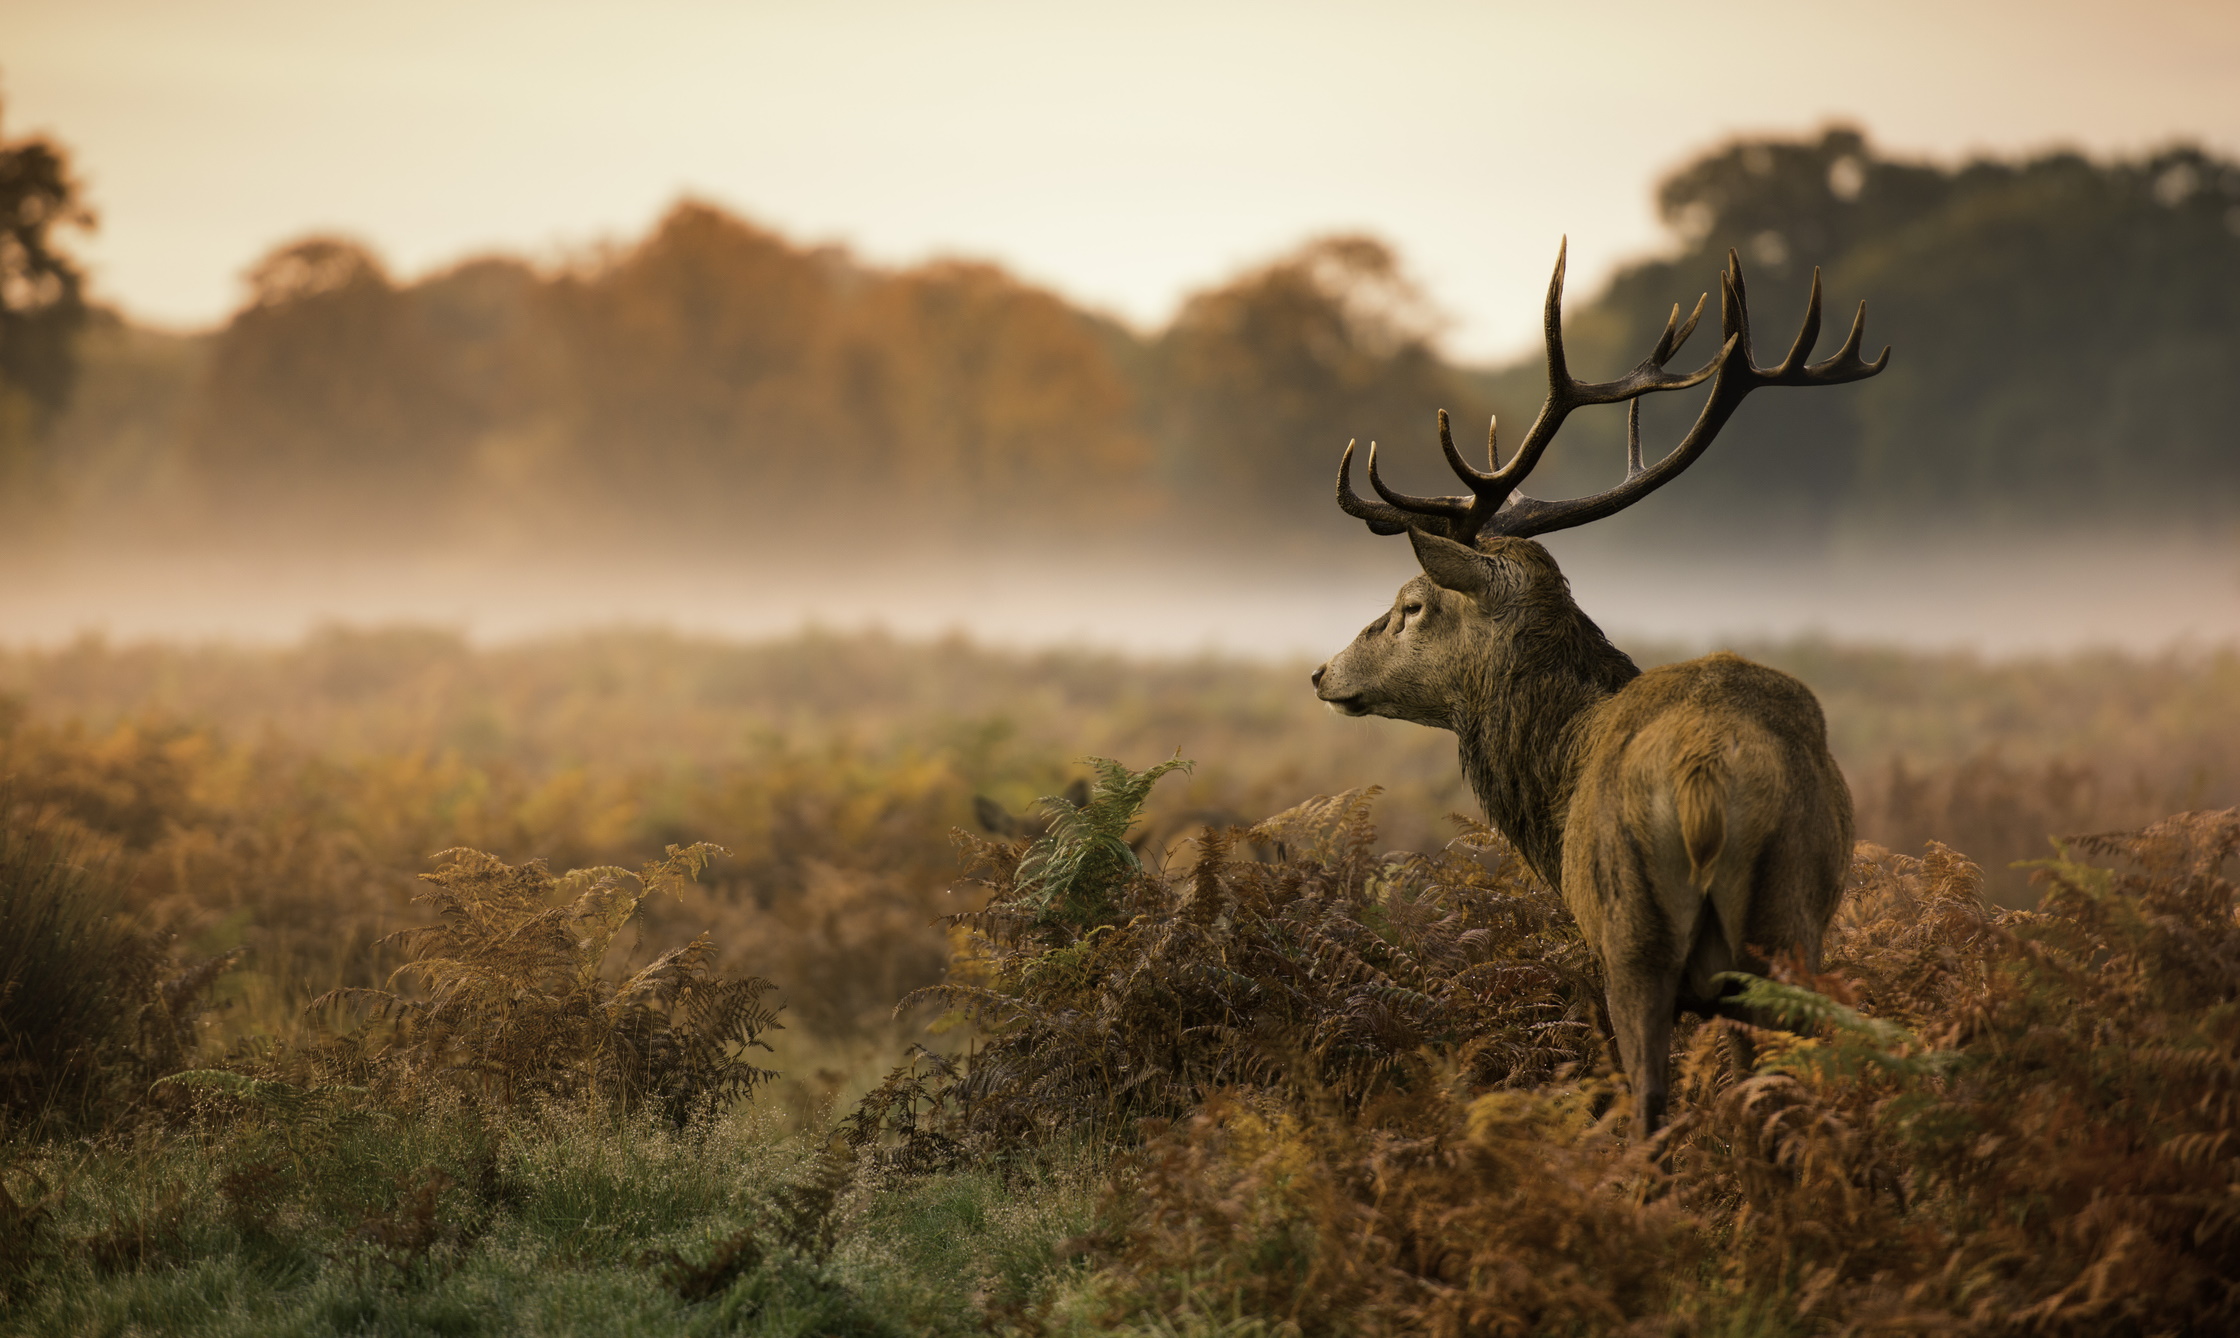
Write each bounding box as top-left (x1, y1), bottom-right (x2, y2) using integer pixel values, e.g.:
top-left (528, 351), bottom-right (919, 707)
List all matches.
top-left (1607, 948), bottom-right (1686, 1134)
top-left (1708, 828), bottom-right (1840, 1074)
top-left (1680, 898), bottom-right (1769, 1079)
top-left (1609, 852), bottom-right (1689, 1129)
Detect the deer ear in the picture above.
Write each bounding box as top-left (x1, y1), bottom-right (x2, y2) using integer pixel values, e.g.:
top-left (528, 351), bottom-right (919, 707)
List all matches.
top-left (1408, 528), bottom-right (1499, 598)
top-left (1061, 778), bottom-right (1091, 808)
top-left (972, 795), bottom-right (1011, 835)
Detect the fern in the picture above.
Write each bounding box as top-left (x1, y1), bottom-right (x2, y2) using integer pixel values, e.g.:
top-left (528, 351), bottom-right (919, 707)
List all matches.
top-left (1715, 972), bottom-right (1946, 1081)
top-left (1014, 754), bottom-right (1191, 928)
top-left (884, 772), bottom-right (1596, 1153)
top-left (309, 843), bottom-right (781, 1119)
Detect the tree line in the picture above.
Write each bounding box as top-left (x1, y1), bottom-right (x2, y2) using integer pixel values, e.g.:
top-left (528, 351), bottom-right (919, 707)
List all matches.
top-left (9, 117), bottom-right (2240, 552)
top-left (1485, 127), bottom-right (2240, 541)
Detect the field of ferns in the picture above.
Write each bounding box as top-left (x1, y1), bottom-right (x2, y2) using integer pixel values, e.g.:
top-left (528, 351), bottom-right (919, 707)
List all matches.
top-left (2, 626), bottom-right (2237, 1336)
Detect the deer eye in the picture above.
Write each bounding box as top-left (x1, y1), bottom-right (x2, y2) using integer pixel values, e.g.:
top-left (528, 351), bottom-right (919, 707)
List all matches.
top-left (1397, 601), bottom-right (1425, 632)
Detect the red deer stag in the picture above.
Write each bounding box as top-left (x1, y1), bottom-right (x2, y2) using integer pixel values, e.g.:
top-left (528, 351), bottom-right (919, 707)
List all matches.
top-left (1311, 244), bottom-right (1886, 1132)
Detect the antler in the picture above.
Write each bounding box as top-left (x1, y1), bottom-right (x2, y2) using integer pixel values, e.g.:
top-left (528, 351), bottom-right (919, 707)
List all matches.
top-left (1335, 242), bottom-right (1889, 545)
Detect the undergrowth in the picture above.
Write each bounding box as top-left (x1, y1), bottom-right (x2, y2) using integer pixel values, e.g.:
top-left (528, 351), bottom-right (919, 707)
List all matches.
top-left (300, 843), bottom-right (782, 1120)
top-left (1082, 816), bottom-right (2240, 1335)
top-left (4, 645), bottom-right (2238, 1333)
top-left (885, 764), bottom-right (1602, 1156)
top-left (0, 805), bottom-right (234, 1135)
top-left (0, 1097), bottom-right (1105, 1337)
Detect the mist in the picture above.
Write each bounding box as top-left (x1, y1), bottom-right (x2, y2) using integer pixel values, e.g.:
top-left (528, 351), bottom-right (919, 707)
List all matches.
top-left (5, 530), bottom-right (2232, 658)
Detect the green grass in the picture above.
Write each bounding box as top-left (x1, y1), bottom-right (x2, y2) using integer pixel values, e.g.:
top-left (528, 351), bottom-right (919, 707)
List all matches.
top-left (2, 1098), bottom-right (1103, 1336)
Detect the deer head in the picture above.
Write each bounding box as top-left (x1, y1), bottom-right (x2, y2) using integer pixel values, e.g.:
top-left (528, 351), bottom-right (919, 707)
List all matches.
top-left (1313, 242), bottom-right (1888, 728)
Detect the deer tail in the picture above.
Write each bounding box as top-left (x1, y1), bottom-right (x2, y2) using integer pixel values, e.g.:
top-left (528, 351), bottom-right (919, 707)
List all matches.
top-left (1675, 751), bottom-right (1727, 895)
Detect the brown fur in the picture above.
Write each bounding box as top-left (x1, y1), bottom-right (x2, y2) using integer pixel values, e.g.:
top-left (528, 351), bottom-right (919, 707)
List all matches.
top-left (1314, 531), bottom-right (1852, 1131)
top-left (1674, 750), bottom-right (1725, 895)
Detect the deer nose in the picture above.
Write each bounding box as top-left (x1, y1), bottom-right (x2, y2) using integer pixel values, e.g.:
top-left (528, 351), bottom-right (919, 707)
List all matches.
top-left (1310, 665), bottom-right (1326, 688)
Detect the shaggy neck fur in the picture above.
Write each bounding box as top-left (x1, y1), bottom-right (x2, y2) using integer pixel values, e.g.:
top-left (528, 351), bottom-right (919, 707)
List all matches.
top-left (1454, 591), bottom-right (1640, 891)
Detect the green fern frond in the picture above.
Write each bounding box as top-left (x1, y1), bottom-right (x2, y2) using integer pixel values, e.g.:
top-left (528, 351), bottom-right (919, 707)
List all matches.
top-left (1015, 755), bottom-right (1191, 928)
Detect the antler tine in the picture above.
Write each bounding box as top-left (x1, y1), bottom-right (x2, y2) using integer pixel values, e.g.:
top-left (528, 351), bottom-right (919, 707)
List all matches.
top-left (1625, 399), bottom-right (1644, 476)
top-left (1498, 245), bottom-right (1727, 496)
top-left (1437, 408), bottom-right (1498, 485)
top-left (1334, 439), bottom-right (1418, 536)
top-left (1651, 293), bottom-right (1709, 367)
top-left (1772, 268), bottom-right (1825, 376)
top-left (1541, 237), bottom-right (1573, 391)
top-left (1487, 239), bottom-right (1711, 502)
top-left (1720, 251), bottom-right (1754, 369)
top-left (1731, 256), bottom-right (1888, 386)
top-left (1809, 299), bottom-right (1891, 379)
top-left (1478, 243), bottom-right (1579, 496)
top-left (1366, 439), bottom-right (1474, 523)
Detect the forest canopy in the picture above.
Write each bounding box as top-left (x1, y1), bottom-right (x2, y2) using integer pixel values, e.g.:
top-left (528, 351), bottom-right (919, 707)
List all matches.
top-left (25, 126), bottom-right (2240, 552)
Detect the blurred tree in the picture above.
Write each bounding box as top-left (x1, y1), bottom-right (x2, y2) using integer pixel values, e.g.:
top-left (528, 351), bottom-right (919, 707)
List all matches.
top-left (1841, 146), bottom-right (2240, 527)
top-left (542, 202), bottom-right (848, 521)
top-left (1153, 236), bottom-right (1485, 532)
top-left (834, 260), bottom-right (1153, 528)
top-left (188, 237), bottom-right (484, 535)
top-left (543, 202), bottom-right (1155, 539)
top-left (405, 255), bottom-right (567, 533)
top-left (0, 102), bottom-right (92, 500)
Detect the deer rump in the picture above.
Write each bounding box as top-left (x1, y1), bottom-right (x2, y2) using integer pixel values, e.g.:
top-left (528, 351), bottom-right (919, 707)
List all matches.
top-left (1562, 655), bottom-right (1852, 1092)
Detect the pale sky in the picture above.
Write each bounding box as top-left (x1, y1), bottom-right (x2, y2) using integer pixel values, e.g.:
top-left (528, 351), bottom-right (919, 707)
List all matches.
top-left (5, 0), bottom-right (2238, 361)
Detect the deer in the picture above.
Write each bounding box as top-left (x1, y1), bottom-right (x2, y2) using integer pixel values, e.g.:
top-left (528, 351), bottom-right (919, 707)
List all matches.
top-left (1311, 243), bottom-right (1886, 1132)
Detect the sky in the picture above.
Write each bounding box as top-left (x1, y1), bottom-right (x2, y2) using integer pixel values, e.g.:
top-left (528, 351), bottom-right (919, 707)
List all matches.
top-left (5, 0), bottom-right (2239, 362)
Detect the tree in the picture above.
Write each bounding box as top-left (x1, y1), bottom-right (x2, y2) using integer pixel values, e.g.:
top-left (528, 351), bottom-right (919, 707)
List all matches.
top-left (833, 259), bottom-right (1153, 529)
top-left (1507, 128), bottom-right (2240, 541)
top-left (541, 202), bottom-right (849, 520)
top-left (188, 236), bottom-right (485, 534)
top-left (0, 102), bottom-right (92, 495)
top-left (1153, 235), bottom-right (1483, 533)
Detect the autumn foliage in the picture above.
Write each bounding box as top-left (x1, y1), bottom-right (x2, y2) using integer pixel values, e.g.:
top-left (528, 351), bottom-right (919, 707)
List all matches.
top-left (171, 210), bottom-right (1463, 549)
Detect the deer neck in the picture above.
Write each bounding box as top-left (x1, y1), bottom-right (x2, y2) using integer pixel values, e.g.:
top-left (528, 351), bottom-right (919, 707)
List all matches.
top-left (1454, 605), bottom-right (1639, 891)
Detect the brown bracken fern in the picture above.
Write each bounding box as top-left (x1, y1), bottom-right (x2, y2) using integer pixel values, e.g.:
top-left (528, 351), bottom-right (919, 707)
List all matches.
top-left (924, 790), bottom-right (2240, 1335)
top-left (1661, 811), bottom-right (2240, 1334)
top-left (312, 843), bottom-right (781, 1119)
top-left (879, 759), bottom-right (1603, 1154)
